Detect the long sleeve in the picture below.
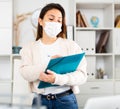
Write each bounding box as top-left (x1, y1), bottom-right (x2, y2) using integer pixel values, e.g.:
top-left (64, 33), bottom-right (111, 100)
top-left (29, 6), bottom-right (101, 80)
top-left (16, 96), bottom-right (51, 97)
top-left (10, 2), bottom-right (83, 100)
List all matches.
top-left (19, 43), bottom-right (46, 82)
top-left (19, 38), bottom-right (87, 94)
top-left (53, 57), bottom-right (87, 86)
top-left (53, 40), bottom-right (88, 86)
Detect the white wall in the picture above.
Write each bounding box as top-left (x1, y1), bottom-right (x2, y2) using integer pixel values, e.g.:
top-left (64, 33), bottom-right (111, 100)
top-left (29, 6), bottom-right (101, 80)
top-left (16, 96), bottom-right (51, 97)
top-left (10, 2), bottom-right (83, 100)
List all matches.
top-left (13, 0), bottom-right (74, 46)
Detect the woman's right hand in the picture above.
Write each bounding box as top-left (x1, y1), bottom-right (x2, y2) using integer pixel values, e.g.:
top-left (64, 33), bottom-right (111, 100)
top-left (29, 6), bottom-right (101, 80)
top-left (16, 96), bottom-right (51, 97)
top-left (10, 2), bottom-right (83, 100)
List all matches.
top-left (39, 70), bottom-right (56, 83)
top-left (39, 55), bottom-right (62, 83)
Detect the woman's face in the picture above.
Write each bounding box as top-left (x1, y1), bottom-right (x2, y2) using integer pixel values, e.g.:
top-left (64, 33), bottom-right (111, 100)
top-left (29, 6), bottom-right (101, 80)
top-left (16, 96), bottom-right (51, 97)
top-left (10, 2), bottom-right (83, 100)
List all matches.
top-left (39, 9), bottom-right (62, 27)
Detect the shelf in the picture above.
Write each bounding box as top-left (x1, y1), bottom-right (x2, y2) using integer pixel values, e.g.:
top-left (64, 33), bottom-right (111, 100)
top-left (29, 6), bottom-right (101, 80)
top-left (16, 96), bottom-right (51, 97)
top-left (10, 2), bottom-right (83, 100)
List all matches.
top-left (0, 54), bottom-right (11, 57)
top-left (75, 30), bottom-right (113, 55)
top-left (76, 0), bottom-right (114, 3)
top-left (76, 3), bottom-right (113, 9)
top-left (86, 55), bottom-right (113, 80)
top-left (76, 27), bottom-right (113, 30)
top-left (12, 54), bottom-right (21, 57)
top-left (86, 53), bottom-right (113, 56)
top-left (76, 2), bottom-right (114, 28)
top-left (0, 80), bottom-right (13, 83)
top-left (114, 54), bottom-right (120, 55)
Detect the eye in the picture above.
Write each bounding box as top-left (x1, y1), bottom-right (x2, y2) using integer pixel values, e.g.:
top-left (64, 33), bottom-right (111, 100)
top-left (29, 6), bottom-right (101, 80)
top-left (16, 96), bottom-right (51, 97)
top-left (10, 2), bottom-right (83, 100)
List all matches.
top-left (58, 20), bottom-right (62, 23)
top-left (49, 18), bottom-right (53, 21)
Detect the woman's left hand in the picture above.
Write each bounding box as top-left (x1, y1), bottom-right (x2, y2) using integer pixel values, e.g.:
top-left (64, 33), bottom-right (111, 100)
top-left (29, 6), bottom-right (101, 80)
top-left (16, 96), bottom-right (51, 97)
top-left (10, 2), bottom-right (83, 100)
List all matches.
top-left (39, 70), bottom-right (56, 83)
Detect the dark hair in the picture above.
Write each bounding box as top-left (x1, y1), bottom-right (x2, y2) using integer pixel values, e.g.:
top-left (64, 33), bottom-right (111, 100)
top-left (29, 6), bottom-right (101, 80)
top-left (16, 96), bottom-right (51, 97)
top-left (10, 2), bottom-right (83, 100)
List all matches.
top-left (36, 3), bottom-right (67, 41)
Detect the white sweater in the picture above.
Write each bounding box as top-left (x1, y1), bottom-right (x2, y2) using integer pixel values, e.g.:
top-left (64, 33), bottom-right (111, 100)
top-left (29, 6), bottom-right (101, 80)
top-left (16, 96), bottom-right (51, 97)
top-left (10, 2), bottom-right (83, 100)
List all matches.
top-left (19, 37), bottom-right (87, 94)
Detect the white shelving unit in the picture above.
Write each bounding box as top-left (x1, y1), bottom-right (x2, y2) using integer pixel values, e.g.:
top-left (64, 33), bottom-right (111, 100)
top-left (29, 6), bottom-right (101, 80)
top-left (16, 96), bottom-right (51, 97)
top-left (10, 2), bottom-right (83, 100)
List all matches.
top-left (0, 0), bottom-right (120, 109)
top-left (74, 0), bottom-right (120, 109)
top-left (0, 0), bottom-right (13, 104)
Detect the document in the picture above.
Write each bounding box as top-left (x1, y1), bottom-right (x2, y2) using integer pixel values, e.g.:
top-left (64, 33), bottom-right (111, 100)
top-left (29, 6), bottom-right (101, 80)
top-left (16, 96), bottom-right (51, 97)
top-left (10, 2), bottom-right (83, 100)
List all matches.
top-left (38, 52), bottom-right (85, 89)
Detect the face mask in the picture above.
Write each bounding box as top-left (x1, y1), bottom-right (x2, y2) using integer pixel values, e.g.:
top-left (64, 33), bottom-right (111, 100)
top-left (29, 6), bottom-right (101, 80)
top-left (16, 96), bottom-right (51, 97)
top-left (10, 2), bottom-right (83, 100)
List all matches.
top-left (43, 22), bottom-right (62, 38)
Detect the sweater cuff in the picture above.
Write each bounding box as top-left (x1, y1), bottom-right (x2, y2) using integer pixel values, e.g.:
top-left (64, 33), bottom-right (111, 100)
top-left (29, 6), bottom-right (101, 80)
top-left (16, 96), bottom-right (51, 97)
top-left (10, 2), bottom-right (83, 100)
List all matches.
top-left (52, 74), bottom-right (69, 86)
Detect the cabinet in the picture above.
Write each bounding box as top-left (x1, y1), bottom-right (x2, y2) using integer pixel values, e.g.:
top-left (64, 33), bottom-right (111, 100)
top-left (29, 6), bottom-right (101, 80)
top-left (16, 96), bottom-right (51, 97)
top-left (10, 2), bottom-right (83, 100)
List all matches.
top-left (74, 0), bottom-right (120, 109)
top-left (76, 81), bottom-right (114, 108)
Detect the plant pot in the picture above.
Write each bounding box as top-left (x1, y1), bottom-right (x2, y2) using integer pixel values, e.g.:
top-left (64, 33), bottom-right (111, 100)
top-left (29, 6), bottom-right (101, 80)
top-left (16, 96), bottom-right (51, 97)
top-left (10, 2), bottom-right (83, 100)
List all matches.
top-left (12, 46), bottom-right (22, 54)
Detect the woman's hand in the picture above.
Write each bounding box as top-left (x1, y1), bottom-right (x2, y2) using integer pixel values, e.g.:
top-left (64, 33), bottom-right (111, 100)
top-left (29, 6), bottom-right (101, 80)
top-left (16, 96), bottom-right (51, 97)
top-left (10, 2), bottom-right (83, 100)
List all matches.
top-left (39, 55), bottom-right (62, 83)
top-left (39, 70), bottom-right (56, 83)
top-left (51, 55), bottom-right (61, 59)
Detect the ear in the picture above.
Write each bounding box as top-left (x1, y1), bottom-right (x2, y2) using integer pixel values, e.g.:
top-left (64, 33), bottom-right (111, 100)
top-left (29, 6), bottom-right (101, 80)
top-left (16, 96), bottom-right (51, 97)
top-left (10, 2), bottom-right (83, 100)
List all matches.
top-left (38, 18), bottom-right (43, 26)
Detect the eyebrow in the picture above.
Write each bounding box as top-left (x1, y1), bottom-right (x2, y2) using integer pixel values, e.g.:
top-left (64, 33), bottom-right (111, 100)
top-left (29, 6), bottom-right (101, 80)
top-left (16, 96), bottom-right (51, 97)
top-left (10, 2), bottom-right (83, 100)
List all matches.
top-left (48, 14), bottom-right (62, 19)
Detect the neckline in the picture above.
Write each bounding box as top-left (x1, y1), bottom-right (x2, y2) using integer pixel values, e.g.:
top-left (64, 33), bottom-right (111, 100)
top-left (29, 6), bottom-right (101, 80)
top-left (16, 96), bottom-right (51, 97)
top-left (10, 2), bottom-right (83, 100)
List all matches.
top-left (39, 37), bottom-right (61, 46)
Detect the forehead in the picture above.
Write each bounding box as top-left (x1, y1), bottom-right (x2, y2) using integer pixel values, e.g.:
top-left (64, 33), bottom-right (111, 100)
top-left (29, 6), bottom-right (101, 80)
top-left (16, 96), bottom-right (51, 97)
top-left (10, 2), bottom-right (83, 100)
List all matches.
top-left (45, 9), bottom-right (62, 18)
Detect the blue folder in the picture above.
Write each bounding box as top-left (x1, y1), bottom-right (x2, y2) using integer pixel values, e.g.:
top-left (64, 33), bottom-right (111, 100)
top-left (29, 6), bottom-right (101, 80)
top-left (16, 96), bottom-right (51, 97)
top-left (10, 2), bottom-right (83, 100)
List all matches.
top-left (38, 52), bottom-right (85, 89)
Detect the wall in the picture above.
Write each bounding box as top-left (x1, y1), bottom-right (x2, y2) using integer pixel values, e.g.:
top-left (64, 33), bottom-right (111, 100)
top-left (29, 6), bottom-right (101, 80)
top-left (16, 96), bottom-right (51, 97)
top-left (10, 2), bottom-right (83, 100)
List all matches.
top-left (13, 0), bottom-right (74, 46)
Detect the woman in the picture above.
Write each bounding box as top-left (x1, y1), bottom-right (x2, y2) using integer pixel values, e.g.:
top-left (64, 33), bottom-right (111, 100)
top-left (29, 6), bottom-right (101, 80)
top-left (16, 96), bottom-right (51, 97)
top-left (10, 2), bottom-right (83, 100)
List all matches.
top-left (20, 3), bottom-right (87, 109)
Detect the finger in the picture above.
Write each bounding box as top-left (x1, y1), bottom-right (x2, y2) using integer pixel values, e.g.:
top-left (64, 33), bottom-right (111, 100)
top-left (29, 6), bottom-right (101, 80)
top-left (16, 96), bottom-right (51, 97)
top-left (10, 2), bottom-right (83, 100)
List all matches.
top-left (39, 72), bottom-right (47, 80)
top-left (46, 69), bottom-right (54, 74)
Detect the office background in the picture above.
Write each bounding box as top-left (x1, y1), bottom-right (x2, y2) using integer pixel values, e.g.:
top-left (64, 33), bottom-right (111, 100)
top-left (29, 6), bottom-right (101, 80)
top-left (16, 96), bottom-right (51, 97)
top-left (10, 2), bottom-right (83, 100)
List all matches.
top-left (0, 0), bottom-right (120, 109)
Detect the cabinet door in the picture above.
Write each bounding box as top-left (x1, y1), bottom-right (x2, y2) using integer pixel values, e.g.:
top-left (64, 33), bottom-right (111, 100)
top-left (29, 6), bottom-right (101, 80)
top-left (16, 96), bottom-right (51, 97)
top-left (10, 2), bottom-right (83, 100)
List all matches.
top-left (76, 94), bottom-right (112, 109)
top-left (79, 81), bottom-right (114, 94)
top-left (0, 83), bottom-right (12, 104)
top-left (115, 81), bottom-right (120, 94)
top-left (0, 56), bottom-right (11, 80)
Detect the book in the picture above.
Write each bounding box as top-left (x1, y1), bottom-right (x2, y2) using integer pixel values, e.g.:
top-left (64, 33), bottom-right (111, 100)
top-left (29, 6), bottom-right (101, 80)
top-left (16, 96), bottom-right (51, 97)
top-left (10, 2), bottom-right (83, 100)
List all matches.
top-left (115, 15), bottom-right (120, 28)
top-left (76, 10), bottom-right (89, 27)
top-left (76, 11), bottom-right (81, 27)
top-left (96, 31), bottom-right (109, 53)
top-left (79, 10), bottom-right (87, 27)
top-left (76, 11), bottom-right (86, 27)
top-left (38, 52), bottom-right (85, 89)
top-left (116, 20), bottom-right (120, 28)
top-left (80, 11), bottom-right (89, 27)
top-left (76, 11), bottom-right (78, 27)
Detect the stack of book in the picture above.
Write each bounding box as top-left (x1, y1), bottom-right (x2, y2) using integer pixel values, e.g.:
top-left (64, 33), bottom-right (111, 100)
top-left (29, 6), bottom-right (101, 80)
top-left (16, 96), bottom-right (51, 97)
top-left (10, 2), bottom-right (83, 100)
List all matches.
top-left (76, 10), bottom-right (89, 27)
top-left (115, 15), bottom-right (120, 28)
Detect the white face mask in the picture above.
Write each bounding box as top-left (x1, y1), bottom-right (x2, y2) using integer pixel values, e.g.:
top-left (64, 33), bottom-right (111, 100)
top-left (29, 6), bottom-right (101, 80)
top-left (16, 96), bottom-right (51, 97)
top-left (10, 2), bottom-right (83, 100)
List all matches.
top-left (43, 22), bottom-right (62, 38)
